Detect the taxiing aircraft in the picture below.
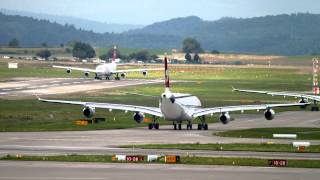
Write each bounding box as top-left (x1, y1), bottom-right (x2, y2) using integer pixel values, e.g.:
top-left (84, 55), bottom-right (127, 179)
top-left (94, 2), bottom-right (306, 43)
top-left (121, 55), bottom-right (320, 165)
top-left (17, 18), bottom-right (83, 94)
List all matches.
top-left (233, 87), bottom-right (319, 111)
top-left (53, 46), bottom-right (162, 80)
top-left (39, 56), bottom-right (308, 130)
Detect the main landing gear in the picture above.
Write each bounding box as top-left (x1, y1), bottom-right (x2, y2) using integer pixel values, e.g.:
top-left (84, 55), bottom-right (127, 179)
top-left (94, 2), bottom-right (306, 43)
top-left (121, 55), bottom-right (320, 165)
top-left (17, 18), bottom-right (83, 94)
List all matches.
top-left (197, 115), bottom-right (208, 130)
top-left (115, 73), bottom-right (120, 80)
top-left (311, 100), bottom-right (319, 111)
top-left (172, 116), bottom-right (208, 130)
top-left (148, 116), bottom-right (159, 130)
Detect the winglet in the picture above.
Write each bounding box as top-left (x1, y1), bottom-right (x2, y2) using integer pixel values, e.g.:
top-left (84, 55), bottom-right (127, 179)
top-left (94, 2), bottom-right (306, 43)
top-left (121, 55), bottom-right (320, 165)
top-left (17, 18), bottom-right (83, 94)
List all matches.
top-left (232, 86), bottom-right (237, 91)
top-left (32, 91), bottom-right (41, 100)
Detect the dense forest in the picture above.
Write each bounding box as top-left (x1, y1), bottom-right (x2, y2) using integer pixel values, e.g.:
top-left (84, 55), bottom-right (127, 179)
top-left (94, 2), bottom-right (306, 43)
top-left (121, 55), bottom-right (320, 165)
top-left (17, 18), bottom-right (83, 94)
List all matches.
top-left (1, 12), bottom-right (320, 55)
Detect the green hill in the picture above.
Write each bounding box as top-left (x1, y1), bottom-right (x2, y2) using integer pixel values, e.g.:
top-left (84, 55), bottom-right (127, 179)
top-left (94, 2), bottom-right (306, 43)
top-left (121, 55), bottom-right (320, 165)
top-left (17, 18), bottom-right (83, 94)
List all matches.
top-left (1, 12), bottom-right (320, 55)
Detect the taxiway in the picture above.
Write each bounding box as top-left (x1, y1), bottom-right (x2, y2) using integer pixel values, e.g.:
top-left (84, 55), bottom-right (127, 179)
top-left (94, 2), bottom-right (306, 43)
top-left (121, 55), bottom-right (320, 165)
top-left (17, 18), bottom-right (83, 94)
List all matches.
top-left (0, 161), bottom-right (319, 180)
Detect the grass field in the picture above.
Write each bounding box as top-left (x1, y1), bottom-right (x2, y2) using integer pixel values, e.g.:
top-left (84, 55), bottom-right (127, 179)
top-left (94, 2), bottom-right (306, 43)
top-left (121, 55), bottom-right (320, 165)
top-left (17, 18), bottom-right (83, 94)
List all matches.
top-left (0, 47), bottom-right (71, 57)
top-left (215, 128), bottom-right (320, 140)
top-left (2, 154), bottom-right (320, 168)
top-left (120, 143), bottom-right (320, 153)
top-left (0, 58), bottom-right (315, 131)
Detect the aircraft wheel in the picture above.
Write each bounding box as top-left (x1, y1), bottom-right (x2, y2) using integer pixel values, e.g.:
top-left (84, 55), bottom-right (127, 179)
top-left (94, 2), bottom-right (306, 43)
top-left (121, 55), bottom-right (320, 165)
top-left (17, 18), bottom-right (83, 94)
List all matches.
top-left (154, 123), bottom-right (159, 130)
top-left (311, 106), bottom-right (319, 111)
top-left (197, 124), bottom-right (202, 130)
top-left (148, 123), bottom-right (153, 130)
top-left (173, 124), bottom-right (177, 130)
top-left (203, 124), bottom-right (208, 130)
top-left (178, 124), bottom-right (182, 130)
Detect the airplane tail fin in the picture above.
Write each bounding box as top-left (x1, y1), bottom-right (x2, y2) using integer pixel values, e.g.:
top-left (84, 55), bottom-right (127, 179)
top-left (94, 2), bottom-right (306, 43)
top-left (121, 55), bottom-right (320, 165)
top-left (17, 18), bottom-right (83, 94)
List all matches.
top-left (112, 46), bottom-right (117, 63)
top-left (164, 55), bottom-right (170, 89)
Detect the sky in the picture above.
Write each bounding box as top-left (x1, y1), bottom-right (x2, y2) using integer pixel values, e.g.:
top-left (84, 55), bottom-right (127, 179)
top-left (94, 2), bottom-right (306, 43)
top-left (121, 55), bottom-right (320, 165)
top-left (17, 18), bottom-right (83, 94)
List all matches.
top-left (1, 0), bottom-right (320, 25)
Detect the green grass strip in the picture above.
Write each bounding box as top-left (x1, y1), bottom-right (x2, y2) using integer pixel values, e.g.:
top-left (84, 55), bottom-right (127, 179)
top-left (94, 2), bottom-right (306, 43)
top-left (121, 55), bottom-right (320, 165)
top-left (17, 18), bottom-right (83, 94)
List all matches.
top-left (215, 128), bottom-right (320, 140)
top-left (120, 143), bottom-right (320, 153)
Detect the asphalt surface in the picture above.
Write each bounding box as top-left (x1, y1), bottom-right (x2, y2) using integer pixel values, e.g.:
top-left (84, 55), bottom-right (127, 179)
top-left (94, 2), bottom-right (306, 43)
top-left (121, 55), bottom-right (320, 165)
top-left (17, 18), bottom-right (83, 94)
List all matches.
top-left (0, 78), bottom-right (162, 98)
top-left (0, 161), bottom-right (319, 180)
top-left (0, 111), bottom-right (319, 159)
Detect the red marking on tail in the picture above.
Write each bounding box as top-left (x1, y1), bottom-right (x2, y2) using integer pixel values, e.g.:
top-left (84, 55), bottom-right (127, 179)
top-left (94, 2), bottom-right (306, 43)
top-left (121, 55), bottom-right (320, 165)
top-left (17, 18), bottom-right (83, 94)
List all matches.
top-left (112, 46), bottom-right (117, 63)
top-left (164, 56), bottom-right (170, 88)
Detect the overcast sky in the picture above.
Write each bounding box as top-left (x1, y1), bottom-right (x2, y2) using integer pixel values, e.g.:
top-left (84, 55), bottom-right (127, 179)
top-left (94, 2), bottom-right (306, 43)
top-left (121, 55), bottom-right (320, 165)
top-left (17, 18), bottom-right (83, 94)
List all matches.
top-left (1, 0), bottom-right (320, 25)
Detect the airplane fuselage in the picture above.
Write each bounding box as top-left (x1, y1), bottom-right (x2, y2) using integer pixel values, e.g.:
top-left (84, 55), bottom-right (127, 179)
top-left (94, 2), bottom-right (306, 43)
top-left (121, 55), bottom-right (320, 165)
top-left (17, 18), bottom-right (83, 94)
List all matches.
top-left (159, 89), bottom-right (201, 121)
top-left (95, 62), bottom-right (117, 77)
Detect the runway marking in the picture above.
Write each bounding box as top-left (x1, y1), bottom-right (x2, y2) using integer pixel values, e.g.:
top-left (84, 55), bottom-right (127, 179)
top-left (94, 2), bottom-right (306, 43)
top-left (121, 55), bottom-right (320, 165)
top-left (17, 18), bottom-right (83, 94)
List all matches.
top-left (0, 92), bottom-right (7, 95)
top-left (38, 85), bottom-right (48, 88)
top-left (0, 177), bottom-right (104, 180)
top-left (14, 87), bottom-right (23, 90)
top-left (62, 83), bottom-right (70, 85)
top-left (51, 81), bottom-right (61, 83)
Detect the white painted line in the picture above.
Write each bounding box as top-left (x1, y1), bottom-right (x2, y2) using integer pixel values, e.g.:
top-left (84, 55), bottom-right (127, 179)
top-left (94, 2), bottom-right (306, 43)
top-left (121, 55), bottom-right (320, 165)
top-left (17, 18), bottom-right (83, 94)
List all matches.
top-left (15, 87), bottom-right (23, 90)
top-left (0, 92), bottom-right (7, 95)
top-left (62, 83), bottom-right (70, 85)
top-left (38, 85), bottom-right (48, 88)
top-left (74, 82), bottom-right (81, 84)
top-left (51, 81), bottom-right (61, 83)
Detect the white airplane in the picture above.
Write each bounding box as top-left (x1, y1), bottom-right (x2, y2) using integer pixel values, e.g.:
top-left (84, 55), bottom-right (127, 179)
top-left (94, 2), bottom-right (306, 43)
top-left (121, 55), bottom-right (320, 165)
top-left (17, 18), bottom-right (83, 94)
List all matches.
top-left (39, 56), bottom-right (308, 130)
top-left (53, 46), bottom-right (163, 80)
top-left (233, 87), bottom-right (320, 111)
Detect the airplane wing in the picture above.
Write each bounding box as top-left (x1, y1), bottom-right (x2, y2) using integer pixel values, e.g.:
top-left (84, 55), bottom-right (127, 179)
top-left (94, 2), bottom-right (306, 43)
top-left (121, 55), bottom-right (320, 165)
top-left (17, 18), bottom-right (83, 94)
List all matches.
top-left (38, 97), bottom-right (163, 117)
top-left (112, 68), bottom-right (164, 74)
top-left (53, 65), bottom-right (97, 73)
top-left (192, 102), bottom-right (308, 118)
top-left (232, 87), bottom-right (320, 101)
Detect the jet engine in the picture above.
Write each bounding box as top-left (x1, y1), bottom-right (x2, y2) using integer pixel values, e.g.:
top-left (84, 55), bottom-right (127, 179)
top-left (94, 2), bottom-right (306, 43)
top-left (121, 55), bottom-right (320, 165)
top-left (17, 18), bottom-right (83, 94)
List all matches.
top-left (298, 99), bottom-right (308, 109)
top-left (219, 112), bottom-right (231, 124)
top-left (66, 69), bottom-right (72, 73)
top-left (264, 108), bottom-right (275, 120)
top-left (84, 72), bottom-right (90, 77)
top-left (142, 71), bottom-right (147, 76)
top-left (121, 73), bottom-right (126, 78)
top-left (133, 112), bottom-right (144, 123)
top-left (83, 106), bottom-right (95, 118)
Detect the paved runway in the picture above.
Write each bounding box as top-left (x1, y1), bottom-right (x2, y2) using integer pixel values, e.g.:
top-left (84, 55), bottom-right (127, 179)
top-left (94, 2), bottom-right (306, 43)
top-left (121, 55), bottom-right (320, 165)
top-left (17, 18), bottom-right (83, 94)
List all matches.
top-left (0, 78), bottom-right (162, 99)
top-left (0, 161), bottom-right (319, 180)
top-left (0, 111), bottom-right (319, 159)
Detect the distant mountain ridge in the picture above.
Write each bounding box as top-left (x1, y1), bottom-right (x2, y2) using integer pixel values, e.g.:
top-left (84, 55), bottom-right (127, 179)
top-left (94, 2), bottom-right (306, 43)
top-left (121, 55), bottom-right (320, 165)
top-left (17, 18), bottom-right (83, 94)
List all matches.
top-left (127, 13), bottom-right (320, 55)
top-left (1, 12), bottom-right (320, 55)
top-left (0, 8), bottom-right (144, 33)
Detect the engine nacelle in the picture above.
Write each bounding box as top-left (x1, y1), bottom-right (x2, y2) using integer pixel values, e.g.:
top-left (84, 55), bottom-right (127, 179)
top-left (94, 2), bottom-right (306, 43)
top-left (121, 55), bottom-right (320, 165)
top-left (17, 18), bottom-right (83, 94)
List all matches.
top-left (219, 112), bottom-right (231, 125)
top-left (66, 69), bottom-right (72, 73)
top-left (142, 71), bottom-right (147, 76)
top-left (83, 106), bottom-right (95, 118)
top-left (84, 72), bottom-right (90, 77)
top-left (299, 99), bottom-right (308, 109)
top-left (264, 108), bottom-right (275, 120)
top-left (133, 112), bottom-right (144, 123)
top-left (121, 73), bottom-right (126, 78)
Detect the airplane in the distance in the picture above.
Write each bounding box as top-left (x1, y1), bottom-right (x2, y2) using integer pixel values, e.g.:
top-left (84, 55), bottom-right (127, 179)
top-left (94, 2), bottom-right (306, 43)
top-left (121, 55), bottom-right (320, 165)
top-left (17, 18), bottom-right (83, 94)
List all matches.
top-left (39, 56), bottom-right (308, 130)
top-left (233, 87), bottom-right (320, 111)
top-left (53, 46), bottom-right (163, 80)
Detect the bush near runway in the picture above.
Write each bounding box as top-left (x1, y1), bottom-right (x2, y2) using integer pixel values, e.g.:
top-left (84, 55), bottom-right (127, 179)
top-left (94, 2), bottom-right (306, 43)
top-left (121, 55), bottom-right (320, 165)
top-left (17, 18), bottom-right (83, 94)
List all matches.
top-left (0, 61), bottom-right (313, 131)
top-left (215, 128), bottom-right (320, 140)
top-left (120, 143), bottom-right (320, 153)
top-left (2, 154), bottom-right (320, 168)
